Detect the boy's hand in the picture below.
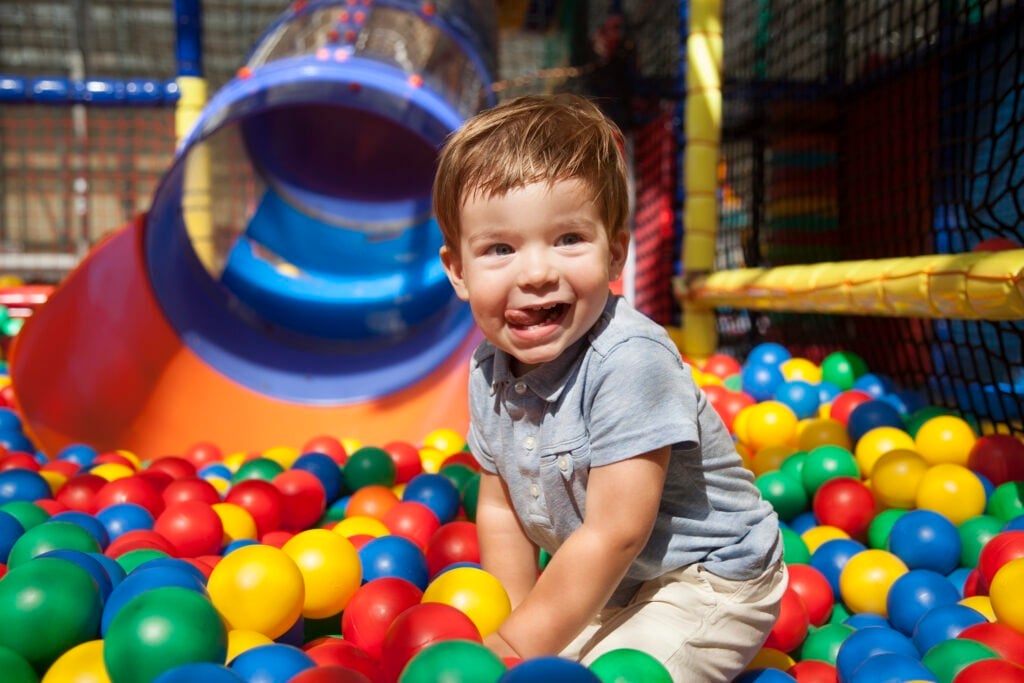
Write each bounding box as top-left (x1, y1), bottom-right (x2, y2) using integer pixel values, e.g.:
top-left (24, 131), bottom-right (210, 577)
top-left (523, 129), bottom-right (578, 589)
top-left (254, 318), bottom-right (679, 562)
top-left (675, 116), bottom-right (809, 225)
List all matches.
top-left (484, 630), bottom-right (521, 659)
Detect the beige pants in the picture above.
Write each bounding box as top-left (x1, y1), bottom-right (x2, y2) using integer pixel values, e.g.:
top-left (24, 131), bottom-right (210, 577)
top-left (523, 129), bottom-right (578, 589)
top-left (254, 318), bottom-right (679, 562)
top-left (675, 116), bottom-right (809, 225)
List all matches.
top-left (560, 561), bottom-right (787, 683)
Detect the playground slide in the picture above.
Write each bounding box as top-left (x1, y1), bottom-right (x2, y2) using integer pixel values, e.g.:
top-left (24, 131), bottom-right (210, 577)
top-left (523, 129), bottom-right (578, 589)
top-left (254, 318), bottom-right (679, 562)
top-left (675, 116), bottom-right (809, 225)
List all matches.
top-left (9, 2), bottom-right (496, 457)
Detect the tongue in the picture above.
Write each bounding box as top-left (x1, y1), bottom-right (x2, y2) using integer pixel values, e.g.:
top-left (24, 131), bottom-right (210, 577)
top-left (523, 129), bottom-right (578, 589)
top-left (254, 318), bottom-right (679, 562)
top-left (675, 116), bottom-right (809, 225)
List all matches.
top-left (506, 307), bottom-right (551, 327)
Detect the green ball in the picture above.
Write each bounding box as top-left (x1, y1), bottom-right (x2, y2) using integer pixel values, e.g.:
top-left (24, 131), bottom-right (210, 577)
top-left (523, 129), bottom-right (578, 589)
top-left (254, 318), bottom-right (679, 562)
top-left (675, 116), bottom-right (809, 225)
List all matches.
top-left (780, 451), bottom-right (809, 483)
top-left (232, 457), bottom-right (285, 483)
top-left (723, 373), bottom-right (743, 391)
top-left (589, 648), bottom-right (672, 683)
top-left (797, 623), bottom-right (854, 665)
top-left (116, 548), bottom-right (171, 574)
top-left (6, 521), bottom-right (101, 569)
top-left (827, 600), bottom-right (853, 625)
top-left (460, 473), bottom-right (481, 523)
top-left (0, 644), bottom-right (40, 683)
top-left (399, 639), bottom-right (505, 683)
top-left (439, 463), bottom-right (477, 496)
top-left (344, 447), bottom-right (397, 490)
top-left (801, 445), bottom-right (860, 496)
top-left (986, 482), bottom-right (1024, 522)
top-left (921, 638), bottom-right (998, 683)
top-left (868, 508), bottom-right (907, 549)
top-left (756, 471), bottom-right (809, 523)
top-left (781, 526), bottom-right (811, 565)
top-left (820, 351), bottom-right (867, 390)
top-left (958, 514), bottom-right (1005, 567)
top-left (103, 586), bottom-right (227, 683)
top-left (0, 502), bottom-right (50, 531)
top-left (0, 557), bottom-right (102, 672)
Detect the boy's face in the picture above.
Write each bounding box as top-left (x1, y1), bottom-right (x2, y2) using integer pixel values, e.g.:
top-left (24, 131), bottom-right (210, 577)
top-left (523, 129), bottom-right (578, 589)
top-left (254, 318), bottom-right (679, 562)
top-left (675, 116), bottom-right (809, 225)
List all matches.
top-left (440, 179), bottom-right (628, 374)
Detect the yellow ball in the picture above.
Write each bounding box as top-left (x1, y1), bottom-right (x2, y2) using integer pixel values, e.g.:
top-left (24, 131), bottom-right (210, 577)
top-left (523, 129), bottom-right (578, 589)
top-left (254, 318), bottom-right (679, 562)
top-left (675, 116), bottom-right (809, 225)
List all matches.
top-left (750, 444), bottom-right (797, 477)
top-left (89, 463), bottom-right (134, 481)
top-left (781, 358), bottom-right (822, 384)
top-left (989, 557), bottom-right (1024, 633)
top-left (422, 566), bottom-right (511, 638)
top-left (204, 475), bottom-right (232, 496)
top-left (854, 426), bottom-right (916, 475)
top-left (914, 463), bottom-right (986, 526)
top-left (222, 451), bottom-right (254, 472)
top-left (802, 525), bottom-right (851, 554)
top-left (207, 544), bottom-right (305, 639)
top-left (870, 449), bottom-right (929, 509)
top-left (746, 647), bottom-right (796, 672)
top-left (212, 502), bottom-right (258, 544)
top-left (262, 446), bottom-right (301, 469)
top-left (839, 549), bottom-right (908, 617)
top-left (796, 418), bottom-right (852, 452)
top-left (422, 428), bottom-right (466, 456)
top-left (40, 470), bottom-right (68, 495)
top-left (340, 437), bottom-right (363, 455)
top-left (225, 629), bottom-right (274, 664)
top-left (745, 401), bottom-right (799, 452)
top-left (333, 515), bottom-right (390, 539)
top-left (914, 415), bottom-right (977, 466)
top-left (41, 639), bottom-right (109, 683)
top-left (418, 447), bottom-right (449, 474)
top-left (958, 596), bottom-right (996, 622)
top-left (113, 450), bottom-right (142, 470)
top-left (282, 528), bottom-right (362, 619)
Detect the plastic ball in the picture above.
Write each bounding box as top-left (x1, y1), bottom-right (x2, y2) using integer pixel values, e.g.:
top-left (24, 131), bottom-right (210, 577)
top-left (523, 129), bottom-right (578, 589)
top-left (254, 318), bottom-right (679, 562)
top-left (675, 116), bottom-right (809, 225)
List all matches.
top-left (966, 435), bottom-right (1024, 487)
top-left (820, 351), bottom-right (868, 390)
top-left (847, 400), bottom-right (905, 445)
top-left (207, 544), bottom-right (304, 639)
top-left (402, 473), bottom-right (462, 525)
top-left (153, 500), bottom-right (224, 558)
top-left (853, 426), bottom-right (916, 476)
top-left (497, 656), bottom-right (601, 683)
top-left (0, 468), bottom-right (52, 504)
top-left (848, 652), bottom-right (937, 683)
top-left (786, 564), bottom-right (834, 626)
top-left (839, 548), bottom-right (908, 616)
top-left (742, 363), bottom-right (786, 402)
top-left (715, 390), bottom-right (757, 433)
top-left (959, 621), bottom-right (1024, 667)
top-left (358, 534), bottom-right (429, 589)
top-left (921, 637), bottom-right (998, 681)
top-left (54, 473), bottom-right (106, 513)
top-left (871, 449), bottom-right (929, 509)
top-left (781, 526), bottom-right (811, 565)
top-left (796, 418), bottom-right (852, 452)
top-left (426, 521), bottom-right (480, 578)
top-left (96, 502), bottom-right (155, 541)
top-left (781, 357), bottom-right (822, 383)
top-left (422, 566), bottom-right (511, 639)
top-left (93, 475), bottom-right (165, 518)
top-left (161, 477), bottom-right (220, 507)
top-left (774, 381), bottom-right (821, 421)
top-left (914, 416), bottom-right (977, 466)
top-left (281, 528), bottom-right (361, 619)
top-left (812, 477), bottom-right (876, 538)
top-left (912, 603), bottom-right (988, 655)
top-left (702, 353), bottom-right (743, 379)
top-left (40, 639), bottom-right (108, 683)
top-left (340, 577), bottom-right (423, 659)
top-left (6, 519), bottom-right (101, 568)
top-left (743, 401), bottom-right (799, 452)
top-left (346, 485), bottom-right (400, 520)
top-left (755, 471), bottom-right (808, 523)
top-left (986, 483), bottom-right (1024, 523)
top-left (344, 447), bottom-right (397, 491)
top-left (399, 639), bottom-right (506, 683)
top-left (834, 626), bottom-right (918, 683)
top-left (764, 585), bottom-right (810, 653)
top-left (303, 639), bottom-right (380, 682)
top-left (379, 603), bottom-right (482, 683)
top-left (786, 659), bottom-right (836, 683)
top-left (798, 622), bottom-right (853, 665)
top-left (273, 470), bottom-right (327, 531)
top-left (810, 538), bottom-right (867, 596)
top-left (751, 445), bottom-right (798, 478)
top-left (803, 525), bottom-right (853, 555)
top-left (952, 658), bottom-right (1024, 682)
top-left (291, 453), bottom-right (344, 504)
top-left (887, 509), bottom-right (962, 575)
top-left (51, 510), bottom-right (110, 549)
top-left (989, 557), bottom-right (1024, 633)
top-left (223, 479), bottom-right (283, 537)
top-left (867, 508), bottom-right (907, 550)
top-left (801, 445), bottom-right (860, 496)
top-left (886, 569), bottom-right (962, 636)
top-left (747, 342), bottom-right (792, 368)
top-left (227, 643), bottom-right (314, 683)
top-left (587, 648), bottom-right (672, 683)
top-left (915, 464), bottom-right (987, 526)
top-left (829, 390), bottom-right (874, 427)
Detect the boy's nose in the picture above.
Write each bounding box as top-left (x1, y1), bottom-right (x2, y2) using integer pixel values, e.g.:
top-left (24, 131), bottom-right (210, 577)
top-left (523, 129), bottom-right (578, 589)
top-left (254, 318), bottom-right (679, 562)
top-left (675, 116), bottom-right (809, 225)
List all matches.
top-left (517, 250), bottom-right (557, 287)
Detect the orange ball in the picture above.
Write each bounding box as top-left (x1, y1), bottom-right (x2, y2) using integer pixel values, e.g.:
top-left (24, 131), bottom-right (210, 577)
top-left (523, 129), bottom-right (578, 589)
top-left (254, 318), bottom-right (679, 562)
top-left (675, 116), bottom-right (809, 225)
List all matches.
top-left (345, 485), bottom-right (400, 520)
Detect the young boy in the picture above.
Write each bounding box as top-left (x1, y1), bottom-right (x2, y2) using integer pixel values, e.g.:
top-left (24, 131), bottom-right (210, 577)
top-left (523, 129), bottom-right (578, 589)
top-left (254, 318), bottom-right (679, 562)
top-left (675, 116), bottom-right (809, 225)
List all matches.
top-left (433, 93), bottom-right (785, 682)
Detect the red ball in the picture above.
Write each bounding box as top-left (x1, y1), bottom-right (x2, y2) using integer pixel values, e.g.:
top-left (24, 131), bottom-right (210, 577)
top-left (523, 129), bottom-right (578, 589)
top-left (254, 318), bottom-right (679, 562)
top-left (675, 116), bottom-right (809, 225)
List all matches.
top-left (0, 452), bottom-right (40, 472)
top-left (104, 528), bottom-right (176, 558)
top-left (145, 456), bottom-right (198, 480)
top-left (93, 452), bottom-right (136, 469)
top-left (382, 501), bottom-right (441, 550)
top-left (94, 474), bottom-right (165, 517)
top-left (41, 459), bottom-right (81, 477)
top-left (977, 531), bottom-right (1024, 594)
top-left (34, 498), bottom-right (67, 515)
top-left (153, 499), bottom-right (224, 558)
top-left (289, 665), bottom-right (372, 683)
top-left (224, 479), bottom-right (284, 537)
top-left (962, 567), bottom-right (983, 598)
top-left (785, 564), bottom-right (835, 627)
top-left (763, 585), bottom-right (809, 653)
top-left (972, 238), bottom-right (1021, 252)
top-left (135, 468), bottom-right (174, 494)
top-left (702, 353), bottom-right (743, 379)
top-left (812, 476), bottom-right (877, 538)
top-left (383, 441), bottom-right (424, 485)
top-left (426, 520), bottom-right (481, 578)
top-left (303, 638), bottom-right (380, 682)
top-left (342, 577), bottom-right (424, 660)
top-left (302, 435), bottom-right (348, 466)
top-left (379, 603), bottom-right (482, 682)
top-left (439, 451), bottom-right (479, 471)
top-left (55, 473), bottom-right (107, 513)
top-left (714, 390), bottom-right (757, 433)
top-left (788, 659), bottom-right (838, 683)
top-left (182, 441), bottom-right (223, 468)
top-left (959, 622), bottom-right (1024, 668)
top-left (260, 530), bottom-right (294, 547)
top-left (273, 469), bottom-right (327, 531)
top-left (968, 435), bottom-right (1024, 486)
top-left (829, 390), bottom-right (874, 426)
top-left (952, 658), bottom-right (1024, 683)
top-left (162, 476), bottom-right (221, 507)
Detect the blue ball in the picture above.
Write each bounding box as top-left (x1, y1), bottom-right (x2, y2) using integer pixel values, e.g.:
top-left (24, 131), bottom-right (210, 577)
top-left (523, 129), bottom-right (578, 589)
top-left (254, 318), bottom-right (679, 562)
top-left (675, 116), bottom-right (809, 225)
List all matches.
top-left (101, 562), bottom-right (208, 635)
top-left (402, 473), bottom-right (461, 524)
top-left (844, 613), bottom-right (891, 630)
top-left (358, 535), bottom-right (429, 589)
top-left (291, 453), bottom-right (343, 503)
top-left (879, 390), bottom-right (927, 418)
top-left (0, 407), bottom-right (23, 432)
top-left (742, 363), bottom-right (785, 402)
top-left (747, 342), bottom-right (792, 368)
top-left (774, 380), bottom-right (820, 420)
top-left (274, 615), bottom-right (304, 647)
top-left (88, 551), bottom-right (127, 590)
top-left (836, 626), bottom-right (918, 683)
top-left (1004, 515), bottom-right (1024, 532)
top-left (847, 652), bottom-right (937, 683)
top-left (0, 509), bottom-right (25, 563)
top-left (847, 400), bottom-right (905, 444)
top-left (229, 643), bottom-right (315, 683)
top-left (52, 510), bottom-right (111, 549)
top-left (817, 381), bottom-right (843, 405)
top-left (887, 509), bottom-right (961, 575)
top-left (811, 538), bottom-right (868, 596)
top-left (789, 510), bottom-right (820, 536)
top-left (154, 663), bottom-right (245, 683)
top-left (96, 502), bottom-right (155, 540)
top-left (911, 603), bottom-right (988, 656)
top-left (224, 538), bottom-right (260, 555)
top-left (39, 548), bottom-right (115, 602)
top-left (0, 430), bottom-right (34, 454)
top-left (130, 557), bottom-right (208, 585)
top-left (57, 443), bottom-right (99, 467)
top-left (886, 569), bottom-right (962, 636)
top-left (0, 468), bottom-right (52, 504)
top-left (734, 669), bottom-right (798, 682)
top-left (498, 656), bottom-right (601, 682)
top-left (198, 463), bottom-right (232, 480)
top-left (945, 567), bottom-right (972, 597)
top-left (852, 373), bottom-right (895, 399)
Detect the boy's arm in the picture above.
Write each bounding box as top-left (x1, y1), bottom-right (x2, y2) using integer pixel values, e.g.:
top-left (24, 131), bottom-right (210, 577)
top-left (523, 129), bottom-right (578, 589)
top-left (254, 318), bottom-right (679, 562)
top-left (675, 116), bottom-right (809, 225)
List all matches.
top-left (477, 470), bottom-right (540, 610)
top-left (492, 446), bottom-right (671, 658)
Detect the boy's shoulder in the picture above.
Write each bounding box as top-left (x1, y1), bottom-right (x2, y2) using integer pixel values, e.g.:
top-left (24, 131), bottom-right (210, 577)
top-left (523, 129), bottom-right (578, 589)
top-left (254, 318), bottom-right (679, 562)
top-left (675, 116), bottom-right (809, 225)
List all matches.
top-left (588, 296), bottom-right (676, 357)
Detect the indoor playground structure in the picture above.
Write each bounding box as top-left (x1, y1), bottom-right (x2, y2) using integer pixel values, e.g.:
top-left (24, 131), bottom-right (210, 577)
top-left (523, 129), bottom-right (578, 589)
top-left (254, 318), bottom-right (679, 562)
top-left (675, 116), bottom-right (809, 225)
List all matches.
top-left (1, 1), bottom-right (1024, 682)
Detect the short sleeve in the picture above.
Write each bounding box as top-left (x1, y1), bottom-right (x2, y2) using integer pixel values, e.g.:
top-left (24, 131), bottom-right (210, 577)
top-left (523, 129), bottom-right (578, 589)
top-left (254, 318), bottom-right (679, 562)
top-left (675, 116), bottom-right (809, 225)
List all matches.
top-left (465, 363), bottom-right (499, 474)
top-left (586, 338), bottom-right (699, 467)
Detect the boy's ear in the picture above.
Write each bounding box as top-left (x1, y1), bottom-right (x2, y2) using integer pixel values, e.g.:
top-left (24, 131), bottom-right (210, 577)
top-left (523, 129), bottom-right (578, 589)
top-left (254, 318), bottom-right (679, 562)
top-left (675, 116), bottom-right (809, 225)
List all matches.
top-left (608, 229), bottom-right (630, 281)
top-left (440, 245), bottom-right (470, 301)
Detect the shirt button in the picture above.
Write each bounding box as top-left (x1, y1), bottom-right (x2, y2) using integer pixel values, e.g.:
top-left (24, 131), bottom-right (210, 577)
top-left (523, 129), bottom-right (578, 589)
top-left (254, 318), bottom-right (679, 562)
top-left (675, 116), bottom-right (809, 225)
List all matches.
top-left (558, 456), bottom-right (569, 472)
top-left (514, 381), bottom-right (528, 395)
top-left (523, 436), bottom-right (536, 450)
top-left (530, 483), bottom-right (540, 497)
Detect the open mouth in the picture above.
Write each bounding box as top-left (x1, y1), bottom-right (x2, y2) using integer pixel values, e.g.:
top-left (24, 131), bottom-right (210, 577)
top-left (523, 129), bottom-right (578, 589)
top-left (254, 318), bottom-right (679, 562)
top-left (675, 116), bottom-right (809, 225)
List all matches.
top-left (505, 303), bottom-right (569, 329)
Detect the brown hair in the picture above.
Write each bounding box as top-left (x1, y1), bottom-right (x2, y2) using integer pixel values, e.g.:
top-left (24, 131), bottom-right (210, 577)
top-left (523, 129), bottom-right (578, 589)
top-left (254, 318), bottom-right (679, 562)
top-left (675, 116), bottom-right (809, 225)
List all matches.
top-left (432, 93), bottom-right (629, 249)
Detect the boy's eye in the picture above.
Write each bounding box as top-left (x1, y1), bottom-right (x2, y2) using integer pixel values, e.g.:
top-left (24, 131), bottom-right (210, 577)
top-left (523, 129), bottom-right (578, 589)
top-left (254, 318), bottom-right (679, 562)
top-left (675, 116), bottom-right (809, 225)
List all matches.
top-left (485, 243), bottom-right (513, 256)
top-left (558, 233), bottom-right (583, 246)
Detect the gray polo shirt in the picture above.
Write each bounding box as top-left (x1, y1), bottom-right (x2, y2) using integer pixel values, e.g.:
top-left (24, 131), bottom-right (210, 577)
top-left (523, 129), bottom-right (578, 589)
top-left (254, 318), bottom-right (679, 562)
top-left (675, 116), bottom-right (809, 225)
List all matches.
top-left (466, 295), bottom-right (781, 606)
